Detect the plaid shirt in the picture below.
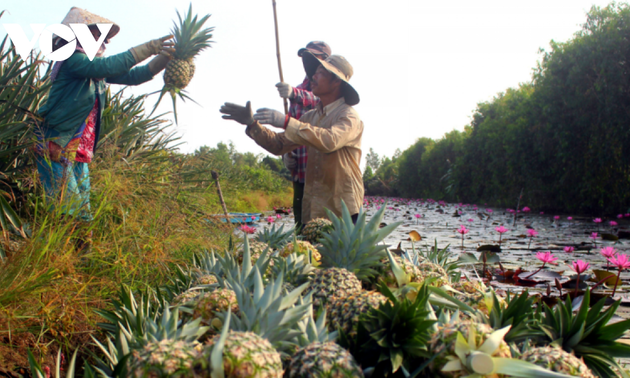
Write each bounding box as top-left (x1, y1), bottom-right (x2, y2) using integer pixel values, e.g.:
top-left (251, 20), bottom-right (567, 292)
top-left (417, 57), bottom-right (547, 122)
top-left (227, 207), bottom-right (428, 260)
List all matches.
top-left (288, 77), bottom-right (319, 183)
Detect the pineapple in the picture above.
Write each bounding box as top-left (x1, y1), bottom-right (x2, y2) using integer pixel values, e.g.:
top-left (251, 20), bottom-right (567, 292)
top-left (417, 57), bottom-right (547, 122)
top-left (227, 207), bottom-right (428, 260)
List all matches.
top-left (195, 274), bottom-right (218, 286)
top-left (154, 4), bottom-right (214, 123)
top-left (301, 217), bottom-right (333, 243)
top-left (192, 288), bottom-right (239, 329)
top-left (310, 202), bottom-right (402, 307)
top-left (414, 262), bottom-right (449, 287)
top-left (129, 339), bottom-right (202, 378)
top-left (520, 346), bottom-right (596, 377)
top-left (235, 240), bottom-right (270, 264)
top-left (164, 5), bottom-right (213, 88)
top-left (203, 331), bottom-right (283, 378)
top-left (288, 342), bottom-right (364, 378)
top-left (172, 288), bottom-right (201, 306)
top-left (327, 291), bottom-right (388, 339)
top-left (310, 267), bottom-right (362, 308)
top-left (279, 240), bottom-right (320, 262)
top-left (428, 321), bottom-right (511, 378)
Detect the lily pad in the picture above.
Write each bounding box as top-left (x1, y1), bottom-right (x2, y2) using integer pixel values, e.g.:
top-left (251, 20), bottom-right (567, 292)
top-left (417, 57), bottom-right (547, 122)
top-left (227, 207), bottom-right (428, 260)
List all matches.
top-left (477, 244), bottom-right (501, 252)
top-left (592, 269), bottom-right (622, 287)
top-left (601, 233), bottom-right (619, 241)
top-left (408, 230), bottom-right (422, 242)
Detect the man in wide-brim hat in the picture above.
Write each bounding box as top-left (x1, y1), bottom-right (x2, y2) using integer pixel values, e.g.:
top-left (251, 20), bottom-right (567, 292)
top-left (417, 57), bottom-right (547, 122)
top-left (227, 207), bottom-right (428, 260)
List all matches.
top-left (220, 52), bottom-right (364, 223)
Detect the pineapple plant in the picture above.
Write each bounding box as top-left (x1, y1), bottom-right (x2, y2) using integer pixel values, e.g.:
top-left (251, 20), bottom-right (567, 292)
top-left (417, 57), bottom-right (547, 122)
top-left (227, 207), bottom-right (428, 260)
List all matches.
top-left (268, 252), bottom-right (315, 293)
top-left (301, 217), bottom-right (333, 243)
top-left (153, 4), bottom-right (214, 123)
top-left (347, 284), bottom-right (436, 375)
top-left (519, 346), bottom-right (596, 377)
top-left (279, 240), bottom-right (321, 264)
top-left (310, 201), bottom-right (401, 307)
top-left (255, 223), bottom-right (294, 249)
top-left (171, 288), bottom-right (202, 305)
top-left (288, 342), bottom-right (364, 378)
top-left (202, 331), bottom-right (283, 378)
top-left (191, 288), bottom-right (239, 330)
top-left (195, 274), bottom-right (218, 286)
top-left (326, 290), bottom-right (388, 339)
top-left (129, 339), bottom-right (203, 378)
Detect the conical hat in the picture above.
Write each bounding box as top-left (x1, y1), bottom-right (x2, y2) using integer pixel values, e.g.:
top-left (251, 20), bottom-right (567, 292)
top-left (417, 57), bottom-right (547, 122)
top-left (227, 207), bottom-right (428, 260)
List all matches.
top-left (302, 51), bottom-right (360, 106)
top-left (60, 7), bottom-right (120, 40)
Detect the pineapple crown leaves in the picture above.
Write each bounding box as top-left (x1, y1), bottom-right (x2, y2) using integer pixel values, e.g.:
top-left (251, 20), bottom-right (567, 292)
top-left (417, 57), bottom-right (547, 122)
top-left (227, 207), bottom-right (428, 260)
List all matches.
top-left (90, 329), bottom-right (133, 377)
top-left (295, 300), bottom-right (338, 347)
top-left (193, 250), bottom-right (225, 280)
top-left (319, 200), bottom-right (402, 280)
top-left (355, 283), bottom-right (436, 373)
top-left (27, 348), bottom-right (82, 378)
top-left (269, 252), bottom-right (315, 287)
top-left (538, 288), bottom-right (630, 377)
top-left (219, 235), bottom-right (273, 290)
top-left (255, 222), bottom-right (294, 249)
top-left (407, 239), bottom-right (460, 276)
top-left (210, 309), bottom-right (232, 378)
top-left (142, 305), bottom-right (209, 345)
top-left (441, 326), bottom-right (575, 378)
top-left (95, 285), bottom-right (161, 338)
top-left (171, 4), bottom-right (214, 60)
top-left (225, 267), bottom-right (311, 351)
top-left (480, 290), bottom-right (544, 343)
top-left (386, 247), bottom-right (411, 287)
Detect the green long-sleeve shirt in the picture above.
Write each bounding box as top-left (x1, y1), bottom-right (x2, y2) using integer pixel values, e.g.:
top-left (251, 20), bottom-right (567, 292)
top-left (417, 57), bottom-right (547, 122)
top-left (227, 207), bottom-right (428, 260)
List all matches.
top-left (38, 50), bottom-right (154, 148)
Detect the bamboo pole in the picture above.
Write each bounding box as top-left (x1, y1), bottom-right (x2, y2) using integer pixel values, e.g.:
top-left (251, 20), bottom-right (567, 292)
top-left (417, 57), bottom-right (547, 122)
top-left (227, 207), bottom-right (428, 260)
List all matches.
top-left (211, 170), bottom-right (230, 220)
top-left (272, 0), bottom-right (289, 114)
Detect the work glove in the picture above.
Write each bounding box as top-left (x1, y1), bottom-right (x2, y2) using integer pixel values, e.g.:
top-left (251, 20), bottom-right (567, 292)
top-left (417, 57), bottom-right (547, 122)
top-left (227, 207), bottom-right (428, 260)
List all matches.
top-left (275, 82), bottom-right (294, 99)
top-left (129, 35), bottom-right (175, 64)
top-left (220, 101), bottom-right (255, 125)
top-left (148, 54), bottom-right (172, 75)
top-left (283, 152), bottom-right (297, 170)
top-left (253, 108), bottom-right (286, 129)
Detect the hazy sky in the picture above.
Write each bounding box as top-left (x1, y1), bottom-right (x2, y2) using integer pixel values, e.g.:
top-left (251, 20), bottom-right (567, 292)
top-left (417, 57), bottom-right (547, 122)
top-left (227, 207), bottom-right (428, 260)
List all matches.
top-left (0, 0), bottom-right (617, 166)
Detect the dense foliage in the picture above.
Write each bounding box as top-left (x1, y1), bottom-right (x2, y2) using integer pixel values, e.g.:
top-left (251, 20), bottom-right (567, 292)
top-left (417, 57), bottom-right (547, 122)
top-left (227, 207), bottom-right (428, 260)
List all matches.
top-left (367, 3), bottom-right (630, 214)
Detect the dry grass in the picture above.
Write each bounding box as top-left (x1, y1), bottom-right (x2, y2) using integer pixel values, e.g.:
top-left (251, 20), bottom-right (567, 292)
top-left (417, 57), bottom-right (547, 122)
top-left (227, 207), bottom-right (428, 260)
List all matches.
top-left (0, 157), bottom-right (291, 373)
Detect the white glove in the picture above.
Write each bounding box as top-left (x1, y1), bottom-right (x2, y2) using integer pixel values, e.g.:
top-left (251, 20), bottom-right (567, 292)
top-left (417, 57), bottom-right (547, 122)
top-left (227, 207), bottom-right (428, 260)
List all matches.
top-left (253, 108), bottom-right (286, 128)
top-left (275, 82), bottom-right (293, 99)
top-left (283, 152), bottom-right (297, 170)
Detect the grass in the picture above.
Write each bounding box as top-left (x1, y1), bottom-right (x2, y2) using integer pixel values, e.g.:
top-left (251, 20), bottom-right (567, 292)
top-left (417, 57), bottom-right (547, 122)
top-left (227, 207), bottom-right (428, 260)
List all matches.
top-left (0, 153), bottom-right (292, 373)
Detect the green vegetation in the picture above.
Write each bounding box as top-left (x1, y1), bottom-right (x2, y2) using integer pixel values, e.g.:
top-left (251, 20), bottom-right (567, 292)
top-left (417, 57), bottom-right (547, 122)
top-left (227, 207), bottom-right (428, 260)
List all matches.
top-left (0, 29), bottom-right (291, 372)
top-left (367, 3), bottom-right (630, 214)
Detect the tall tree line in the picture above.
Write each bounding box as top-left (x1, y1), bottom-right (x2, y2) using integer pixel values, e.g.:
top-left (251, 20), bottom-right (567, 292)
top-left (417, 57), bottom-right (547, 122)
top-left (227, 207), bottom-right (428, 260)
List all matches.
top-left (366, 3), bottom-right (630, 214)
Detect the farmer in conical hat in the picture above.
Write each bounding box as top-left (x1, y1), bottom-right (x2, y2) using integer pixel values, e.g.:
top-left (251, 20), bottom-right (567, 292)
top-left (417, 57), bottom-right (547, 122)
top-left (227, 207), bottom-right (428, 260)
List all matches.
top-left (35, 7), bottom-right (174, 251)
top-left (220, 52), bottom-right (364, 224)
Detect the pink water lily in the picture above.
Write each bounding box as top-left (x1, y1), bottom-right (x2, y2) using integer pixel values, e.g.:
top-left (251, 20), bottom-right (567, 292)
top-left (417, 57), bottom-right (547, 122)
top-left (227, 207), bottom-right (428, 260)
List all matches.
top-left (495, 226), bottom-right (508, 245)
top-left (276, 214), bottom-right (282, 219)
top-left (567, 216), bottom-right (573, 220)
top-left (526, 251), bottom-right (558, 278)
top-left (590, 232), bottom-right (599, 248)
top-left (593, 218), bottom-right (602, 223)
top-left (536, 251), bottom-right (558, 265)
top-left (239, 225), bottom-right (257, 234)
top-left (527, 229), bottom-right (538, 249)
top-left (569, 259), bottom-right (590, 297)
top-left (266, 216), bottom-right (275, 223)
top-left (610, 221), bottom-right (618, 226)
top-left (540, 211), bottom-right (545, 215)
top-left (486, 208), bottom-right (493, 213)
top-left (554, 215), bottom-right (560, 220)
top-left (601, 246), bottom-right (618, 270)
top-left (522, 206), bottom-right (530, 212)
top-left (457, 225), bottom-right (468, 248)
top-left (564, 246), bottom-right (575, 253)
top-left (607, 254), bottom-right (630, 297)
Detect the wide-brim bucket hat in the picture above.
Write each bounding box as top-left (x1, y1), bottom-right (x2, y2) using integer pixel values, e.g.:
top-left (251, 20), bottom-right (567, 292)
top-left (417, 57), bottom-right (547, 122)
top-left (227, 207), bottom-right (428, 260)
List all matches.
top-left (302, 51), bottom-right (360, 106)
top-left (59, 7), bottom-right (120, 41)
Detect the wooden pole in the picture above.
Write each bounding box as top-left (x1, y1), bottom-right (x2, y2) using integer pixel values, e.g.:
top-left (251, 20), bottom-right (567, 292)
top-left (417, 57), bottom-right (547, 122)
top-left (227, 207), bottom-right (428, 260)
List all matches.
top-left (272, 0), bottom-right (289, 115)
top-left (211, 170), bottom-right (230, 220)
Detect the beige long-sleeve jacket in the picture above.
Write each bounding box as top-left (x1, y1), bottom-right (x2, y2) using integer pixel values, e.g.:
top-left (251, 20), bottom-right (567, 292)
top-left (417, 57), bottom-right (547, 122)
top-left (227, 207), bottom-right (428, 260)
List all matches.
top-left (245, 97), bottom-right (364, 223)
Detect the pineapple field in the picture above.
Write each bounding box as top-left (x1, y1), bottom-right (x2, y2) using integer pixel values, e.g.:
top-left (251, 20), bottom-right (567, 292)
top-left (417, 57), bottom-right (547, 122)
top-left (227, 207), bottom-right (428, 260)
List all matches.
top-left (3, 3), bottom-right (630, 378)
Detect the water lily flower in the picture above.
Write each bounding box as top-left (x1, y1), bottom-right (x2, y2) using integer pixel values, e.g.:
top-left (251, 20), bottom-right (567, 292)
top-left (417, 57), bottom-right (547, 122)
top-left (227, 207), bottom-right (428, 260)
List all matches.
top-left (564, 246), bottom-right (575, 253)
top-left (540, 211), bottom-right (544, 215)
top-left (618, 214), bottom-right (624, 219)
top-left (590, 232), bottom-right (599, 247)
top-left (569, 259), bottom-right (590, 297)
top-left (567, 216), bottom-right (573, 220)
top-left (601, 246), bottom-right (617, 269)
top-left (457, 225), bottom-right (468, 248)
top-left (276, 214), bottom-right (282, 219)
top-left (527, 228), bottom-right (538, 249)
top-left (266, 216), bottom-right (275, 223)
top-left (522, 206), bottom-right (530, 212)
top-left (467, 218), bottom-right (474, 222)
top-left (526, 251), bottom-right (557, 278)
top-left (239, 225), bottom-right (256, 234)
top-left (495, 226), bottom-right (508, 244)
top-left (593, 218), bottom-right (602, 223)
top-left (607, 254), bottom-right (630, 296)
top-left (486, 208), bottom-right (493, 213)
top-left (610, 221), bottom-right (618, 226)
top-left (553, 215), bottom-right (560, 220)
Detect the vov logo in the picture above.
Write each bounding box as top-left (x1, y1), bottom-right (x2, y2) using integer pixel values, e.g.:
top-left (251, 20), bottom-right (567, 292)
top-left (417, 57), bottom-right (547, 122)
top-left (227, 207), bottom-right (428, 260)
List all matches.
top-left (2, 23), bottom-right (113, 61)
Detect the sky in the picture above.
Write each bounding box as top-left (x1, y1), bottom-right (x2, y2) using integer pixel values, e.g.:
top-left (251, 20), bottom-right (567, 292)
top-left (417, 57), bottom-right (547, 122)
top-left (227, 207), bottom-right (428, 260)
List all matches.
top-left (0, 0), bottom-right (619, 166)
